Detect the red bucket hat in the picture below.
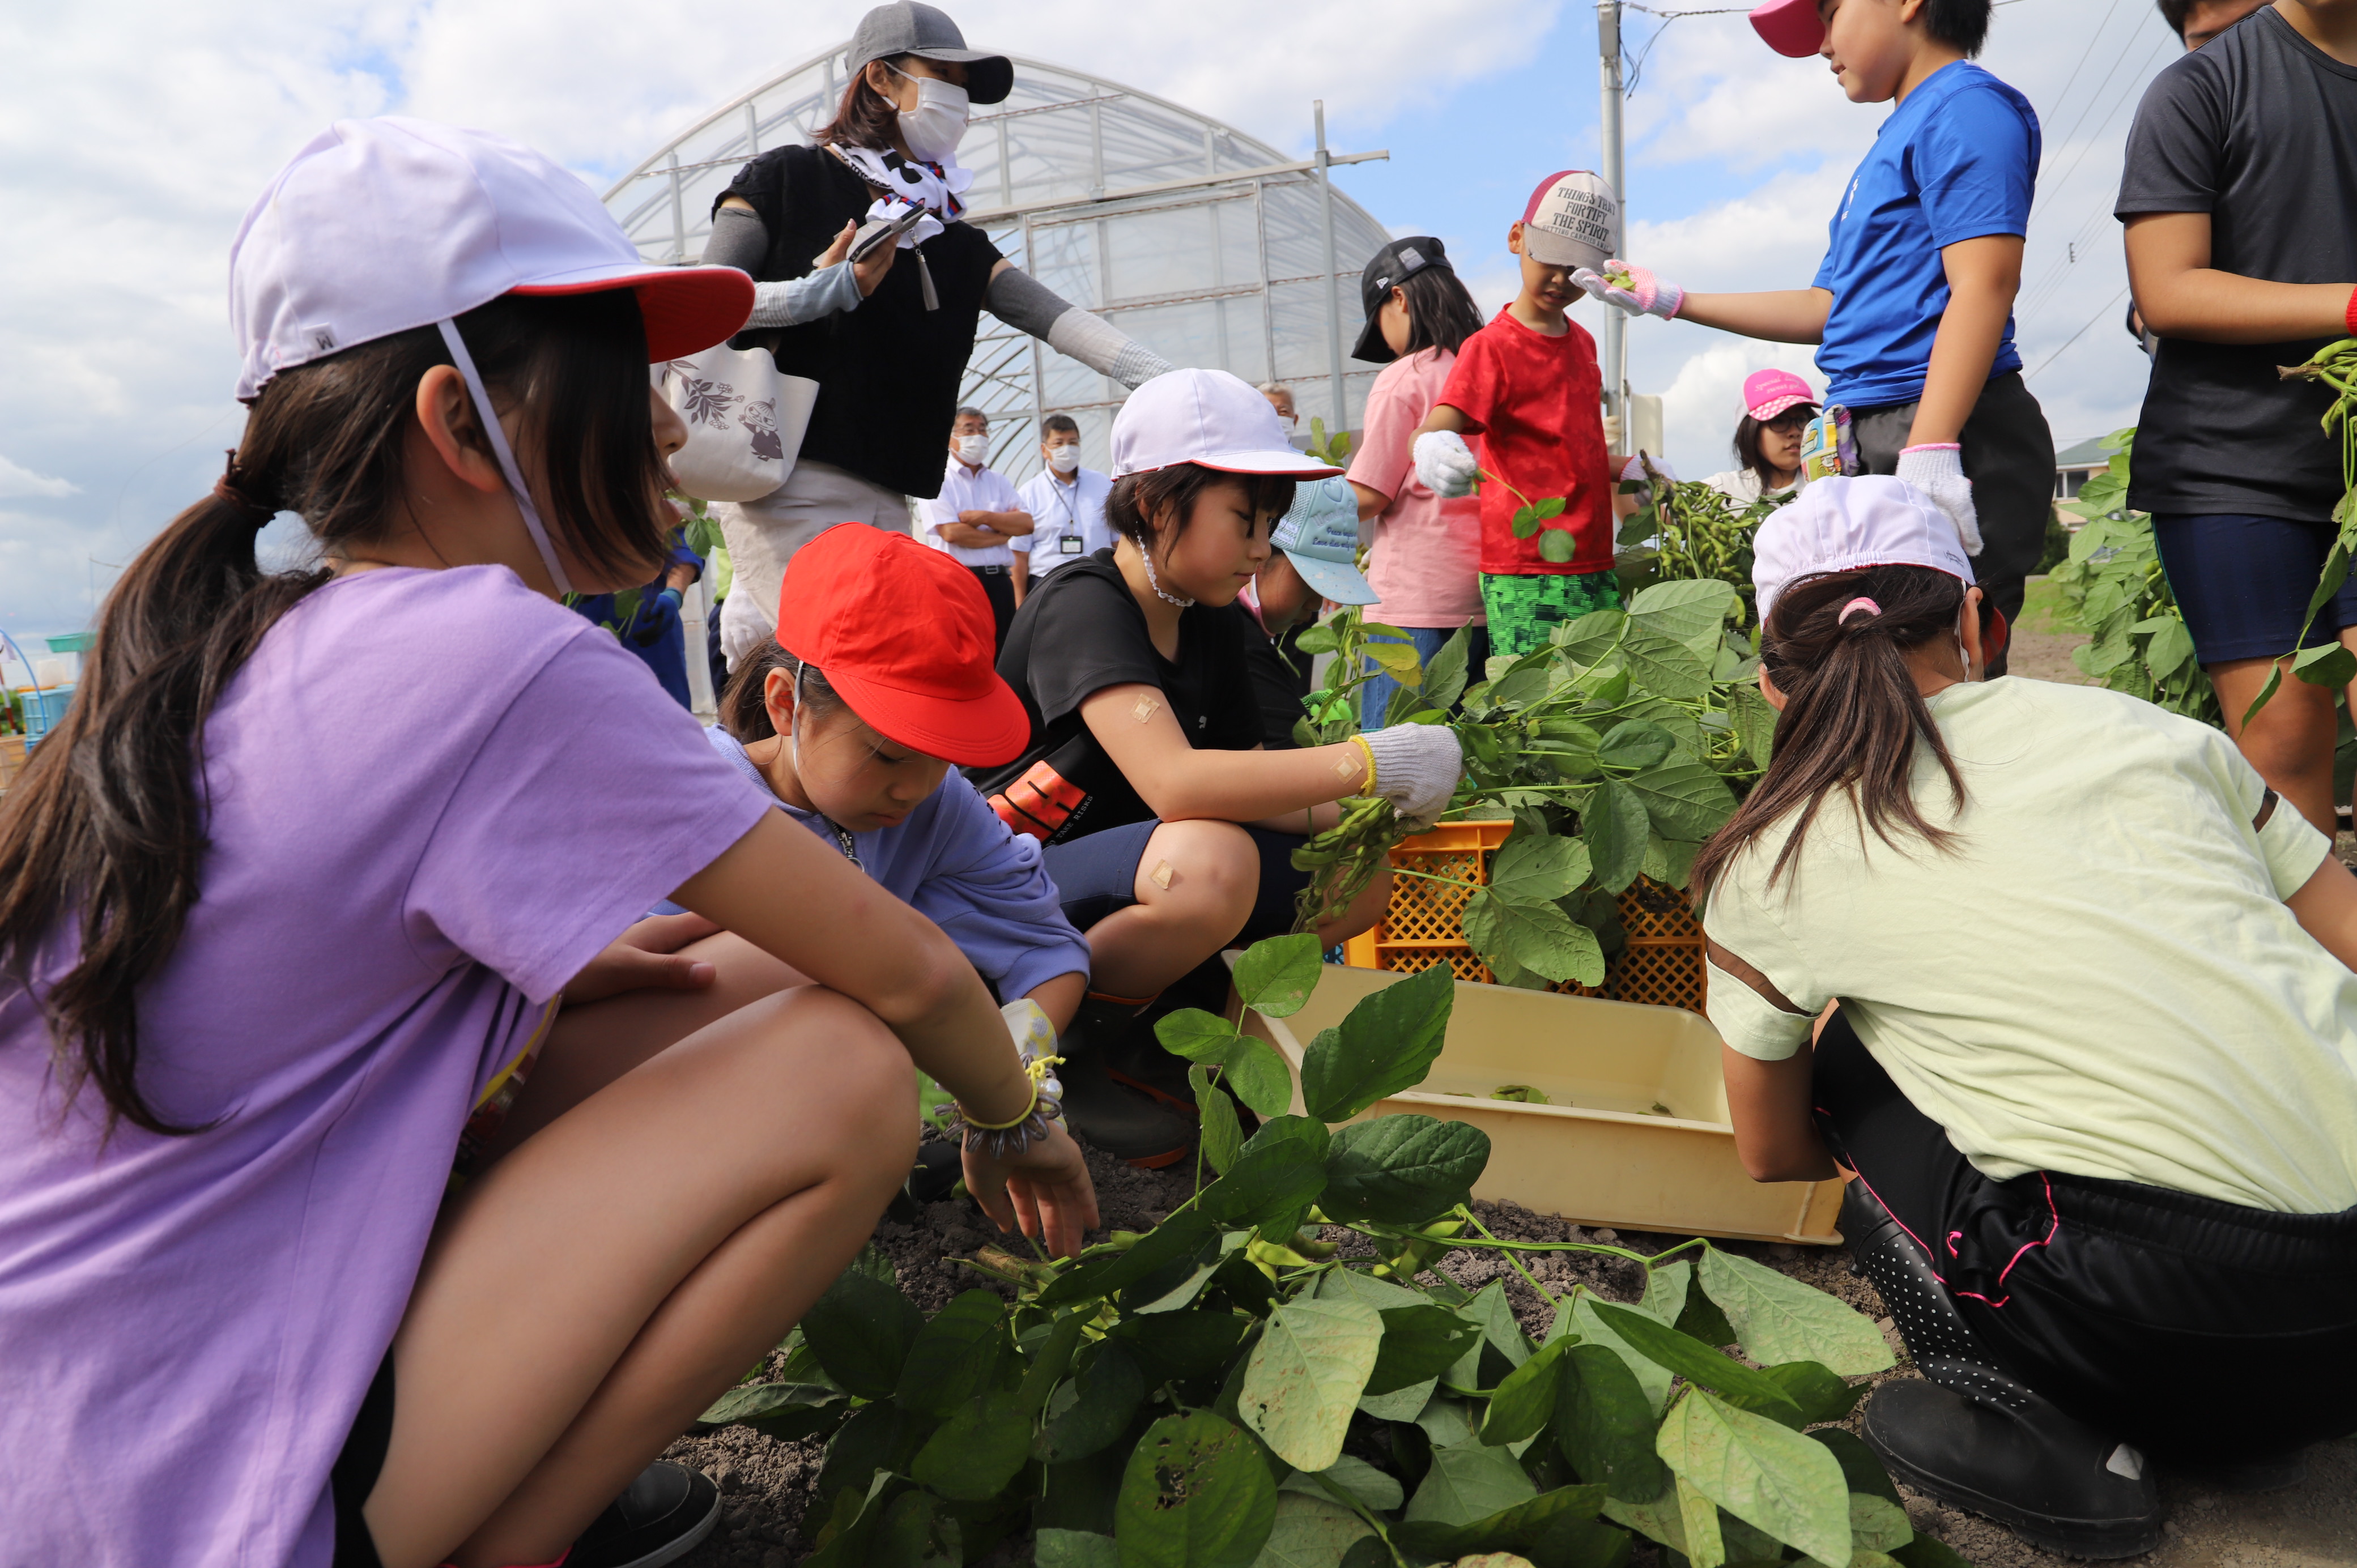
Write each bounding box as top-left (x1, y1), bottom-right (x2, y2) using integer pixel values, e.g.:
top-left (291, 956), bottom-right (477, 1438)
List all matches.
top-left (775, 523), bottom-right (1032, 766)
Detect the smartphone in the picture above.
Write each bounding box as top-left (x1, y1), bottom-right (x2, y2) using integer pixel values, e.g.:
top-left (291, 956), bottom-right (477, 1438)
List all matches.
top-left (846, 204), bottom-right (926, 265)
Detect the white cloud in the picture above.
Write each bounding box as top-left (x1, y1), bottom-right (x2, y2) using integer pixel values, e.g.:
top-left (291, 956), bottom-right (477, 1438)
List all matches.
top-left (0, 458), bottom-right (80, 500)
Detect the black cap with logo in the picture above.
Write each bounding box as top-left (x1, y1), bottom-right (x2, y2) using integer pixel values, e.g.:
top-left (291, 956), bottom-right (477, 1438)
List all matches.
top-left (1351, 236), bottom-right (1453, 364)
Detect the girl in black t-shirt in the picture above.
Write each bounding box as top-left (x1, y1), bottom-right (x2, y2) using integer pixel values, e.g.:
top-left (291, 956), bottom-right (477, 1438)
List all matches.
top-left (978, 370), bottom-right (1465, 1165)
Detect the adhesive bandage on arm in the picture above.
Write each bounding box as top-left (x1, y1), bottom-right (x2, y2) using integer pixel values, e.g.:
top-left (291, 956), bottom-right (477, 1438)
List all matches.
top-left (986, 267), bottom-right (1176, 389)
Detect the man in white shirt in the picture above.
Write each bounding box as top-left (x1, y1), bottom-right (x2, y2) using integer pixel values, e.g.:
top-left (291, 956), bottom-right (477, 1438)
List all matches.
top-left (918, 407), bottom-right (1033, 649)
top-left (1011, 414), bottom-right (1114, 607)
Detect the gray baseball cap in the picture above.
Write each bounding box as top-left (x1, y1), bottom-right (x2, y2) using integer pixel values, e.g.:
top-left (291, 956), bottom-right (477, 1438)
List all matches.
top-left (849, 3), bottom-right (1013, 106)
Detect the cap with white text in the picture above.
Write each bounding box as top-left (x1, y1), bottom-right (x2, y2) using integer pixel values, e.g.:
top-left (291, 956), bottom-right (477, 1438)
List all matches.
top-left (1518, 170), bottom-right (1619, 272)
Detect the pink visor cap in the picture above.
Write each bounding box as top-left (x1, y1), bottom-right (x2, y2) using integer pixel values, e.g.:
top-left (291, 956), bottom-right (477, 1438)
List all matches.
top-left (1519, 170), bottom-right (1620, 271)
top-left (229, 117), bottom-right (754, 402)
top-left (1749, 0), bottom-right (1827, 57)
top-left (1743, 368), bottom-right (1818, 423)
top-left (1112, 368), bottom-right (1343, 480)
top-left (1752, 476), bottom-right (1973, 624)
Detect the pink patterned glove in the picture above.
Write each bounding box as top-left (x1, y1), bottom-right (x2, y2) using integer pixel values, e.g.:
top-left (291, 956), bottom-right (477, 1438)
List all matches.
top-left (1572, 259), bottom-right (1684, 321)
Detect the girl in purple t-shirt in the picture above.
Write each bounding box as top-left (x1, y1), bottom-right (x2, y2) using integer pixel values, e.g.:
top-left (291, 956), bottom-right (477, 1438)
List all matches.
top-left (0, 119), bottom-right (1095, 1568)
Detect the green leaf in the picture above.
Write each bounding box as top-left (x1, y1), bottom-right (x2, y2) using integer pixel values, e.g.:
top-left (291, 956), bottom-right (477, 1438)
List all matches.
top-left (1678, 1474), bottom-right (1728, 1568)
top-left (1223, 1036), bottom-right (1297, 1120)
top-left (2240, 662), bottom-right (2284, 727)
top-left (1113, 1309), bottom-right (1253, 1383)
top-left (1020, 1312), bottom-right (1092, 1416)
top-left (1625, 762), bottom-right (1738, 842)
top-left (1158, 1008), bottom-right (1241, 1062)
top-left (1558, 1341), bottom-right (1671, 1501)
top-left (2294, 640), bottom-right (2357, 688)
top-left (1729, 683), bottom-right (1777, 769)
top-left (1808, 1429), bottom-right (1900, 1505)
top-left (1848, 1492), bottom-right (1915, 1553)
top-left (1405, 1441), bottom-right (1541, 1526)
top-left (1238, 1296), bottom-right (1385, 1471)
top-left (1249, 1492), bottom-right (1377, 1568)
top-left (1597, 719), bottom-right (1677, 771)
top-left (1619, 623), bottom-right (1712, 701)
top-left (1233, 934), bottom-right (1325, 1018)
top-left (1444, 1280), bottom-right (1530, 1391)
top-left (1193, 1066), bottom-right (1245, 1175)
top-left (1135, 1234), bottom-right (1249, 1315)
top-left (1696, 1250), bottom-right (1895, 1377)
top-left (1315, 1264), bottom-right (1430, 1311)
top-left (1299, 962), bottom-right (1455, 1121)
top-left (816, 1402), bottom-right (928, 1512)
top-left (1037, 1528), bottom-right (1123, 1568)
top-left (1564, 1296), bottom-right (1671, 1414)
top-left (1465, 888), bottom-right (1607, 987)
top-left (1482, 1336), bottom-right (1571, 1445)
top-left (1040, 1340), bottom-right (1147, 1463)
top-left (895, 1289), bottom-right (1007, 1415)
top-left (1758, 1361), bottom-right (1866, 1428)
top-left (1392, 1481), bottom-right (1609, 1560)
top-left (1295, 624), bottom-right (1340, 656)
top-left (1539, 529), bottom-right (1581, 563)
top-left (1535, 496), bottom-right (1569, 521)
top-left (2141, 616), bottom-right (2195, 680)
top-left (1285, 1453), bottom-right (1406, 1513)
top-left (1586, 1304), bottom-right (1802, 1422)
top-left (697, 1381), bottom-right (846, 1442)
top-left (1367, 1303), bottom-right (1484, 1395)
top-left (802, 1250), bottom-right (924, 1400)
top-left (1040, 1211), bottom-right (1221, 1306)
top-left (1244, 1113), bottom-right (1332, 1164)
top-left (1656, 1390), bottom-right (1852, 1567)
top-left (911, 1389), bottom-right (1032, 1501)
top-left (1426, 626), bottom-right (1474, 711)
top-left (1116, 1411), bottom-right (1279, 1568)
top-left (1203, 1140), bottom-right (1329, 1231)
top-left (1492, 830), bottom-right (1594, 903)
top-left (1554, 609), bottom-right (1627, 666)
top-left (1365, 641), bottom-right (1426, 686)
top-left (1581, 779), bottom-right (1648, 895)
top-left (1631, 578), bottom-right (1740, 662)
top-left (1358, 1376), bottom-right (1436, 1421)
top-left (1321, 1114), bottom-right (1490, 1223)
top-left (1513, 504), bottom-right (1542, 538)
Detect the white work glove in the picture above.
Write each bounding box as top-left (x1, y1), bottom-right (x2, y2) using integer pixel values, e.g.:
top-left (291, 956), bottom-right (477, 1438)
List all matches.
top-left (1601, 412), bottom-right (1623, 449)
top-left (1894, 444), bottom-right (1985, 555)
top-left (1619, 454), bottom-right (1677, 485)
top-left (1412, 430), bottom-right (1480, 498)
top-left (1572, 259), bottom-right (1684, 321)
top-left (1362, 723), bottom-right (1466, 828)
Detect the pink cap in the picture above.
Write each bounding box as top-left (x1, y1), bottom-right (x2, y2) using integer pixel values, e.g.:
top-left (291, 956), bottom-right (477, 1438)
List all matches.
top-left (1518, 170), bottom-right (1619, 271)
top-left (1750, 0), bottom-right (1826, 57)
top-left (1742, 368), bottom-right (1818, 423)
top-left (1752, 475), bottom-right (1973, 623)
top-left (1111, 368), bottom-right (1343, 480)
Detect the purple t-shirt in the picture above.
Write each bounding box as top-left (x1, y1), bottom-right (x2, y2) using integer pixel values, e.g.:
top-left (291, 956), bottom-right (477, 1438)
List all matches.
top-left (0, 566), bottom-right (769, 1566)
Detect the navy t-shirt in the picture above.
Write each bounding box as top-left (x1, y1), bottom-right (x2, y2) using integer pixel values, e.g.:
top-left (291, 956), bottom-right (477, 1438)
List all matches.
top-left (1811, 62), bottom-right (2041, 410)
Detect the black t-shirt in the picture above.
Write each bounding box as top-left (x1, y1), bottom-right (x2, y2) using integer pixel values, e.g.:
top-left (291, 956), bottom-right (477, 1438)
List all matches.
top-left (718, 146), bottom-right (1003, 501)
top-left (2117, 7), bottom-right (2357, 521)
top-left (971, 551), bottom-right (1263, 843)
top-left (1229, 605), bottom-right (1312, 749)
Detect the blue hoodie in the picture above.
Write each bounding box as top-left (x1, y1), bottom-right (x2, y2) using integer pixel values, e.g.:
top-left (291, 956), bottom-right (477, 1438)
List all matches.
top-left (665, 726), bottom-right (1090, 1003)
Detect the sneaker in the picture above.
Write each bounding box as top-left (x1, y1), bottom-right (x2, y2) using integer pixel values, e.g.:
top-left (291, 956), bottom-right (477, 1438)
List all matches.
top-left (569, 1461), bottom-right (721, 1568)
top-left (1862, 1379), bottom-right (2161, 1560)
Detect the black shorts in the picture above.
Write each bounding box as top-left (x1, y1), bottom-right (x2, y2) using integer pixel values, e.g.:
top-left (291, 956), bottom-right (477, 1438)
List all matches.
top-left (1043, 819), bottom-right (1312, 944)
top-left (2151, 512), bottom-right (2357, 666)
top-left (1811, 1012), bottom-right (2357, 1461)
top-left (330, 1350), bottom-right (396, 1567)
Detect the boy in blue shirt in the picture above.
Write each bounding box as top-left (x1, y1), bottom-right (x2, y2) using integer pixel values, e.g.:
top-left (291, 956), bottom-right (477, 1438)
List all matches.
top-left (1580, 0), bottom-right (2052, 672)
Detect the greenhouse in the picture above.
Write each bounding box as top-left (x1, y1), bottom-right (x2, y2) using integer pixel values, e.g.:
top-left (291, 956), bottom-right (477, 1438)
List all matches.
top-left (603, 47), bottom-right (1396, 482)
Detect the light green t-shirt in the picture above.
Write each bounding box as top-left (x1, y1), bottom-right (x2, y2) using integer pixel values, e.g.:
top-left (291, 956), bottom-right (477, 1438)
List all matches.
top-left (1703, 676), bottom-right (2357, 1213)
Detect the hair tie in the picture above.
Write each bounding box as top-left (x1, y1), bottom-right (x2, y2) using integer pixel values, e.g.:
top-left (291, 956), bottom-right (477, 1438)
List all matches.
top-left (1837, 596), bottom-right (1881, 625)
top-left (212, 450), bottom-right (278, 529)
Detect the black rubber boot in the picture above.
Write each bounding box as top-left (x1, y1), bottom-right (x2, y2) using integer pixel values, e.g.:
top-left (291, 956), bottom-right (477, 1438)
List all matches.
top-left (571, 1460), bottom-right (722, 1568)
top-left (1058, 995), bottom-right (1194, 1169)
top-left (1843, 1183), bottom-right (2160, 1558)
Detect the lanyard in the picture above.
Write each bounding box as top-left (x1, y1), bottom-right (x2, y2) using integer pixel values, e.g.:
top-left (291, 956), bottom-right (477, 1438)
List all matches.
top-left (821, 817), bottom-right (863, 869)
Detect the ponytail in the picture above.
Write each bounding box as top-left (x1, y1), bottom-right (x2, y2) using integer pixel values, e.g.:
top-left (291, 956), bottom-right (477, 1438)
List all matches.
top-left (1690, 565), bottom-right (1969, 897)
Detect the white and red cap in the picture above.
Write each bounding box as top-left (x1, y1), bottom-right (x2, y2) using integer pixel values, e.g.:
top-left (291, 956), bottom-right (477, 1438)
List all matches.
top-left (1518, 170), bottom-right (1619, 271)
top-left (1111, 368), bottom-right (1343, 480)
top-left (229, 117), bottom-right (753, 402)
top-left (1742, 368), bottom-right (1818, 423)
top-left (1748, 0), bottom-right (1826, 58)
top-left (1753, 476), bottom-right (1973, 624)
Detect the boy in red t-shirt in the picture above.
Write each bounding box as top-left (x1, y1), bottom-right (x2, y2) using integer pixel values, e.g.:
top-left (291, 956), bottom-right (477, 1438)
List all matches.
top-left (1411, 169), bottom-right (1621, 659)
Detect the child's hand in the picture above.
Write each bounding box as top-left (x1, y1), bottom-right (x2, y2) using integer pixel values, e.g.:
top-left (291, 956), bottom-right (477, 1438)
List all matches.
top-left (964, 1121), bottom-right (1100, 1260)
top-left (1413, 430), bottom-right (1480, 498)
top-left (1573, 259), bottom-right (1684, 321)
top-left (559, 911), bottom-right (721, 1007)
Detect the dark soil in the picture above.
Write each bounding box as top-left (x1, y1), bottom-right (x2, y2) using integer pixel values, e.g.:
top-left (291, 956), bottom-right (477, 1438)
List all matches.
top-left (667, 1149), bottom-right (2357, 1568)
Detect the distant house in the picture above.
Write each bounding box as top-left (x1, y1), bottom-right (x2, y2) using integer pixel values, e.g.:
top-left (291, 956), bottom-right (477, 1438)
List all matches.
top-left (2054, 436), bottom-right (2115, 504)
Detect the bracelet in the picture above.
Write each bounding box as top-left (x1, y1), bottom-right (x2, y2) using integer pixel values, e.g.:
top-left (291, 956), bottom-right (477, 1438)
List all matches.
top-left (1349, 734), bottom-right (1379, 796)
top-left (941, 1007), bottom-right (1067, 1158)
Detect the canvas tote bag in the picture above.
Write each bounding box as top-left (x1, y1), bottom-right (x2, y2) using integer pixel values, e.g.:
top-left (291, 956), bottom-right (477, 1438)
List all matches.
top-left (658, 344), bottom-right (818, 504)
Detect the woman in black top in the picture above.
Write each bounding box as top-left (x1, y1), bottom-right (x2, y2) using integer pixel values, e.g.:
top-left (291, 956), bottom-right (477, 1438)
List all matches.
top-left (699, 1), bottom-right (1175, 666)
top-left (976, 370), bottom-right (1466, 1165)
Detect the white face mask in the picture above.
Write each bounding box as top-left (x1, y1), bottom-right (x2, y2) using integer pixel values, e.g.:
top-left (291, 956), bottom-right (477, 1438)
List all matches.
top-left (955, 433), bottom-right (989, 463)
top-left (886, 64), bottom-right (971, 163)
top-left (1047, 444), bottom-right (1081, 475)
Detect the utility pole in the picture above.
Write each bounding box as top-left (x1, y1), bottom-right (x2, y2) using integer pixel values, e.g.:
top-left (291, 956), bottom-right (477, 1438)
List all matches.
top-left (1597, 1), bottom-right (1627, 422)
top-left (1315, 100), bottom-right (1346, 436)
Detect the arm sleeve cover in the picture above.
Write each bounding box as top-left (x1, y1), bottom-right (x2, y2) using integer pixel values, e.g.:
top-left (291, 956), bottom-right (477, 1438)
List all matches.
top-left (703, 203), bottom-right (865, 329)
top-left (986, 266), bottom-right (1176, 389)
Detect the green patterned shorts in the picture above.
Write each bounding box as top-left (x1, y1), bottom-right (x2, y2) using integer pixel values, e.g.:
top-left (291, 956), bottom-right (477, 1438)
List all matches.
top-left (1480, 572), bottom-right (1624, 661)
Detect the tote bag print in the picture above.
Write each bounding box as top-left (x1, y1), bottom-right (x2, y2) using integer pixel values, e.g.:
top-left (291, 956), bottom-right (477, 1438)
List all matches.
top-left (662, 347), bottom-right (816, 503)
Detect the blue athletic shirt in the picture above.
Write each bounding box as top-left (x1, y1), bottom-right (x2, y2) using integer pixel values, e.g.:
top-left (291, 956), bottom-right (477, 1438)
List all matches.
top-left (1811, 62), bottom-right (2040, 410)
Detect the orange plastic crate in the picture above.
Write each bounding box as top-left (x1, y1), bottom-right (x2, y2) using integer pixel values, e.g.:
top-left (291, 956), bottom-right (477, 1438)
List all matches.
top-left (1341, 820), bottom-right (1708, 1012)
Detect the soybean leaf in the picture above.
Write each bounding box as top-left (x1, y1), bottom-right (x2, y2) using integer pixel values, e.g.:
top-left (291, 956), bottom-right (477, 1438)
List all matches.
top-left (1358, 1377), bottom-right (1437, 1421)
top-left (2294, 640), bottom-right (2357, 688)
top-left (1586, 1304), bottom-right (1802, 1422)
top-left (1284, 1454), bottom-right (1405, 1514)
top-left (1321, 1115), bottom-right (1490, 1224)
top-left (1539, 529), bottom-right (1581, 564)
top-left (1523, 1515), bottom-right (1637, 1568)
top-left (1393, 1481), bottom-right (1609, 1560)
top-left (1807, 1429), bottom-right (1901, 1506)
top-left (870, 1488), bottom-right (954, 1568)
top-left (1404, 1441), bottom-right (1539, 1526)
top-left (802, 1251), bottom-right (924, 1400)
top-left (1565, 1296), bottom-right (1673, 1415)
top-left (1729, 683), bottom-right (1777, 768)
top-left (1203, 1141), bottom-right (1329, 1231)
top-left (1677, 1475), bottom-right (1727, 1568)
top-left (911, 1389), bottom-right (1031, 1501)
top-left (1482, 1336), bottom-right (1570, 1446)
top-left (1656, 1389), bottom-right (1852, 1567)
top-left (1035, 1528), bottom-right (1121, 1568)
top-left (1367, 1302), bottom-right (1484, 1395)
top-left (1620, 623), bottom-right (1712, 701)
top-left (1193, 1066), bottom-right (1245, 1175)
top-left (1039, 1210), bottom-right (1220, 1306)
top-left (1418, 1394), bottom-right (1484, 1449)
top-left (1316, 1266), bottom-right (1429, 1311)
top-left (1116, 1411), bottom-right (1279, 1568)
top-left (1239, 1296), bottom-right (1385, 1471)
top-left (1848, 1492), bottom-right (1916, 1553)
top-left (1581, 778), bottom-right (1649, 894)
top-left (1760, 1361), bottom-right (1867, 1428)
top-left (1559, 1342), bottom-right (1671, 1502)
top-left (1426, 625), bottom-right (1474, 711)
top-left (1597, 719), bottom-right (1677, 772)
top-left (1601, 1488), bottom-right (1688, 1553)
top-left (1234, 934), bottom-right (1325, 1019)
top-left (1252, 1492), bottom-right (1377, 1568)
top-left (1365, 641), bottom-right (1425, 687)
top-left (1626, 761), bottom-right (1739, 842)
top-left (1113, 1309), bottom-right (1252, 1383)
top-left (1039, 1341), bottom-right (1146, 1463)
top-left (1158, 1008), bottom-right (1241, 1062)
top-left (1640, 1260), bottom-right (1692, 1326)
top-left (1299, 962), bottom-right (1455, 1121)
top-left (1244, 1113), bottom-right (1332, 1164)
top-left (1554, 609), bottom-right (1627, 666)
top-left (698, 1381), bottom-right (846, 1443)
top-left (2142, 617), bottom-right (2195, 680)
top-left (1019, 1313), bottom-right (1091, 1415)
top-left (815, 1401), bottom-right (927, 1511)
top-left (1513, 503), bottom-right (1542, 539)
top-left (1223, 1036), bottom-right (1297, 1120)
top-left (1465, 888), bottom-right (1606, 987)
top-left (1631, 579), bottom-right (1741, 662)
top-left (1443, 1280), bottom-right (1530, 1392)
top-left (1135, 1234), bottom-right (1249, 1315)
top-left (803, 1473), bottom-right (899, 1568)
top-left (895, 1290), bottom-right (1007, 1416)
top-left (1492, 830), bottom-right (1594, 904)
top-left (1697, 1250), bottom-right (1895, 1376)
top-left (1295, 624), bottom-right (1340, 655)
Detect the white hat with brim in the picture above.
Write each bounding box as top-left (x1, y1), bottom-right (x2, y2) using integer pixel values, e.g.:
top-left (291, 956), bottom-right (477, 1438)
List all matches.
top-left (1752, 475), bottom-right (1974, 624)
top-left (1112, 368), bottom-right (1345, 480)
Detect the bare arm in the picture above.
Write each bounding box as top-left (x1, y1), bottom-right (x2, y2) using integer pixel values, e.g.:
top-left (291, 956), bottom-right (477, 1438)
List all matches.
top-left (1666, 288), bottom-right (1832, 345)
top-left (1080, 683), bottom-right (1372, 821)
top-left (1908, 234), bottom-right (2025, 447)
top-left (2285, 850), bottom-right (2357, 972)
top-left (963, 508), bottom-right (1035, 537)
top-left (1721, 1045), bottom-right (1839, 1183)
top-left (1414, 403), bottom-right (1471, 438)
top-left (2126, 211), bottom-right (2353, 343)
top-left (1348, 480), bottom-right (1391, 522)
top-left (1010, 547), bottom-right (1028, 606)
top-left (934, 520), bottom-right (997, 548)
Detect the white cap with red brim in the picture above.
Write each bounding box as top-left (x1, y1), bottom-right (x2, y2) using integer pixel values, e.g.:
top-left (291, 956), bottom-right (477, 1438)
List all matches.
top-left (1111, 368), bottom-right (1345, 480)
top-left (1749, 0), bottom-right (1827, 58)
top-left (1753, 475), bottom-right (1974, 624)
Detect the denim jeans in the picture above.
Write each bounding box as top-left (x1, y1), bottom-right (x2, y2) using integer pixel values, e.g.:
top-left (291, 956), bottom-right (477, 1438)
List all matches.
top-left (1359, 623), bottom-right (1489, 731)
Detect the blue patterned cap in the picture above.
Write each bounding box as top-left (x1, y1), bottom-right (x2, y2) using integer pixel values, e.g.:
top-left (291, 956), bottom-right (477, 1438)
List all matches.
top-left (1271, 476), bottom-right (1375, 604)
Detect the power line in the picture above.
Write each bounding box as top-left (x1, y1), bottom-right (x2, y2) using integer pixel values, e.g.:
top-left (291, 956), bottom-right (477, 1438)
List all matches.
top-left (2035, 0), bottom-right (2128, 147)
top-left (2023, 283), bottom-right (2133, 381)
top-left (2031, 28), bottom-right (2172, 220)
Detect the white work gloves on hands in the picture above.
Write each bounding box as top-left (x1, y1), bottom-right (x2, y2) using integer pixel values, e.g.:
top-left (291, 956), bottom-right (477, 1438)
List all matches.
top-left (1572, 259), bottom-right (1684, 321)
top-left (1895, 444), bottom-right (1985, 555)
top-left (1413, 430), bottom-right (1481, 498)
top-left (1363, 723), bottom-right (1466, 828)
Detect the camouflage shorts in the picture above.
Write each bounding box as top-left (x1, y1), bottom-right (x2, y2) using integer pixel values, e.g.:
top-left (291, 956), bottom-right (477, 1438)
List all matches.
top-left (1480, 572), bottom-right (1624, 661)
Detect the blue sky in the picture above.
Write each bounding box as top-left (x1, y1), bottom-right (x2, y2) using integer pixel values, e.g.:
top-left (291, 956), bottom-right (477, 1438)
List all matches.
top-left (0, 0), bottom-right (2180, 640)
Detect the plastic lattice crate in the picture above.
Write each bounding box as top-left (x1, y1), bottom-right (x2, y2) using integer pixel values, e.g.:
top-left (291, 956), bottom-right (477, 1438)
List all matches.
top-left (1341, 820), bottom-right (1708, 1012)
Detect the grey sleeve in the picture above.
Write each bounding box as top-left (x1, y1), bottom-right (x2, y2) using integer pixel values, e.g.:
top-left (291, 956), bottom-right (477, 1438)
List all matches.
top-left (703, 203), bottom-right (863, 329)
top-left (984, 267), bottom-right (1177, 389)
top-left (700, 204), bottom-right (771, 271)
top-left (2116, 56), bottom-right (2223, 218)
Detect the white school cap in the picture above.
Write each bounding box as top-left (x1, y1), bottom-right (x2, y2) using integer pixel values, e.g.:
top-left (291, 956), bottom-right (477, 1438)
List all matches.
top-left (1111, 369), bottom-right (1343, 480)
top-left (1752, 476), bottom-right (1974, 624)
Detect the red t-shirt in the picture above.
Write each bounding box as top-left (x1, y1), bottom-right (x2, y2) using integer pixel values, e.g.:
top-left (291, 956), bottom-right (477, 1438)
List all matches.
top-left (1435, 308), bottom-right (1613, 576)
